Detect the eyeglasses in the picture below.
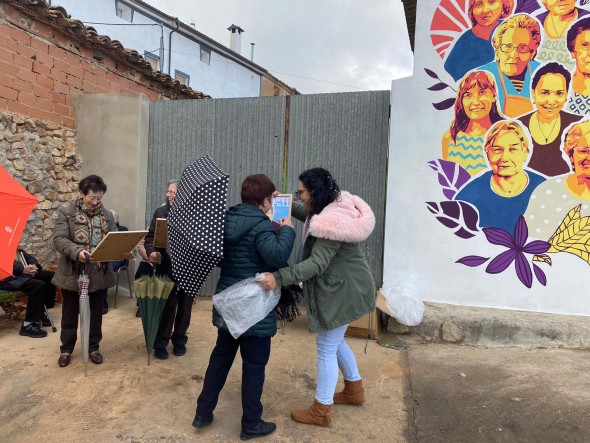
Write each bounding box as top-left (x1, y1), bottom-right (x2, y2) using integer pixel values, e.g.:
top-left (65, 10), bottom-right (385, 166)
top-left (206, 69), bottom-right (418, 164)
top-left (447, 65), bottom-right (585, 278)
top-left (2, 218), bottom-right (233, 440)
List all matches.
top-left (499, 43), bottom-right (531, 54)
top-left (295, 189), bottom-right (307, 199)
top-left (571, 147), bottom-right (590, 157)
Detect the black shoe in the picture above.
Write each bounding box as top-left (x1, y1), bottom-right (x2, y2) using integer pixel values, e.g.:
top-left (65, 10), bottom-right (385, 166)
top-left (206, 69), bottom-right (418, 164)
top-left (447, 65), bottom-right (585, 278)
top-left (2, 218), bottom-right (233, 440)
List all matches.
top-left (41, 313), bottom-right (52, 327)
top-left (240, 420), bottom-right (276, 440)
top-left (173, 344), bottom-right (186, 356)
top-left (154, 347), bottom-right (169, 360)
top-left (58, 353), bottom-right (71, 367)
top-left (102, 301), bottom-right (109, 315)
top-left (192, 413), bottom-right (214, 429)
top-left (19, 323), bottom-right (48, 338)
top-left (135, 307), bottom-right (141, 317)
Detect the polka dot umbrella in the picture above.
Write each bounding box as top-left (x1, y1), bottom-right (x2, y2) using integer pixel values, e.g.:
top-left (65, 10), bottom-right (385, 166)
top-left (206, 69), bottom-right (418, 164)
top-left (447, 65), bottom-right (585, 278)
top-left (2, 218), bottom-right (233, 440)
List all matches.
top-left (167, 156), bottom-right (229, 296)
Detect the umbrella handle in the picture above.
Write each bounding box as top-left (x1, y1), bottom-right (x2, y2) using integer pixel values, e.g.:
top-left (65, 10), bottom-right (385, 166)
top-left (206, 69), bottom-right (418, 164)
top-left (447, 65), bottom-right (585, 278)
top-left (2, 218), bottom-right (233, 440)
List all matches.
top-left (152, 252), bottom-right (161, 273)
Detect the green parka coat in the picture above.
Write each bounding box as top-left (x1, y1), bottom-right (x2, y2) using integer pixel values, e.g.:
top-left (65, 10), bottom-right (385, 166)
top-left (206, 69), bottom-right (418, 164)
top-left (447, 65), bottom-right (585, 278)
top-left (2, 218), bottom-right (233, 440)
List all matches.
top-left (273, 191), bottom-right (376, 332)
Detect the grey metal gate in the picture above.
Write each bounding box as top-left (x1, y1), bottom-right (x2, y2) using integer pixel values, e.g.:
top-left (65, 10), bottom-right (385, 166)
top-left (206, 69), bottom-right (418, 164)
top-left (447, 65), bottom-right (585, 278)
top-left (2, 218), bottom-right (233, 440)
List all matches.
top-left (148, 90), bottom-right (389, 296)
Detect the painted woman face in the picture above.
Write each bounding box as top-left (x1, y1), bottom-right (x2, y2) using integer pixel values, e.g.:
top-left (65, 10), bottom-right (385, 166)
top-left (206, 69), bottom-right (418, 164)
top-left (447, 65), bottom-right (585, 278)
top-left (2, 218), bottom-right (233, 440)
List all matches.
top-left (542, 0), bottom-right (576, 17)
top-left (572, 30), bottom-right (590, 76)
top-left (487, 131), bottom-right (528, 178)
top-left (462, 84), bottom-right (494, 120)
top-left (570, 132), bottom-right (590, 178)
top-left (497, 27), bottom-right (535, 76)
top-left (472, 0), bottom-right (503, 27)
top-left (532, 73), bottom-right (568, 119)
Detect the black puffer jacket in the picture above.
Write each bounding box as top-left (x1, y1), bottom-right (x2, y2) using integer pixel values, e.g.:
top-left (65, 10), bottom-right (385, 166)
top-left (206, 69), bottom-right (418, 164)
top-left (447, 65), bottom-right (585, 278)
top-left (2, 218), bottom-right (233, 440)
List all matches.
top-left (213, 203), bottom-right (296, 337)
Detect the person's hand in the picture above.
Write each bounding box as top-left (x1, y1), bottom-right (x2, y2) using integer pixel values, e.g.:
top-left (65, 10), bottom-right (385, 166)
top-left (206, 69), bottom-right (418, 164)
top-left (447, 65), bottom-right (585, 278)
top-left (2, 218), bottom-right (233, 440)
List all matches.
top-left (121, 251), bottom-right (133, 259)
top-left (259, 272), bottom-right (277, 290)
top-left (149, 252), bottom-right (160, 264)
top-left (78, 250), bottom-right (92, 262)
top-left (278, 217), bottom-right (293, 228)
top-left (272, 191), bottom-right (280, 198)
top-left (22, 264), bottom-right (37, 276)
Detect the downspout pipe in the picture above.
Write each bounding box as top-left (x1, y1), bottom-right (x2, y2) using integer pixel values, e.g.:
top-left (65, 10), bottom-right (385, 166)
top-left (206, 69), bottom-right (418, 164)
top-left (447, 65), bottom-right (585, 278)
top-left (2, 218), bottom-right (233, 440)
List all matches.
top-left (168, 18), bottom-right (180, 75)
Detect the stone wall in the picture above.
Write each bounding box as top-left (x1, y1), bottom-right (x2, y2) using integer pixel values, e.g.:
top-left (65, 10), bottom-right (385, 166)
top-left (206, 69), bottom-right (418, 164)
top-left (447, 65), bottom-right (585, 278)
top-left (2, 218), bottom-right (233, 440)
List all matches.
top-left (1, 110), bottom-right (80, 265)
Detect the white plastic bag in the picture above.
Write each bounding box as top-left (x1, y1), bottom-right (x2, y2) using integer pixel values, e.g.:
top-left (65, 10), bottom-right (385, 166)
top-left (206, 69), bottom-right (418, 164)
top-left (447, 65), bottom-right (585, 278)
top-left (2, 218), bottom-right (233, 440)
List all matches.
top-left (212, 273), bottom-right (281, 338)
top-left (380, 275), bottom-right (424, 326)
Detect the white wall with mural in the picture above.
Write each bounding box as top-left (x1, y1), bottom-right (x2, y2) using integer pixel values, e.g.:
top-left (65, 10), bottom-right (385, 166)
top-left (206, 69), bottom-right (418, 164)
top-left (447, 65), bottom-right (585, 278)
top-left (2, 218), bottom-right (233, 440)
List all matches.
top-left (385, 0), bottom-right (590, 316)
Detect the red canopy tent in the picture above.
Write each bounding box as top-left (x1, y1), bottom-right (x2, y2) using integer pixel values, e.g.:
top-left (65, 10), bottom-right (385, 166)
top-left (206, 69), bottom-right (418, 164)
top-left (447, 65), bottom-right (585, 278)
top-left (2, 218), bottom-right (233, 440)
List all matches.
top-left (0, 165), bottom-right (38, 280)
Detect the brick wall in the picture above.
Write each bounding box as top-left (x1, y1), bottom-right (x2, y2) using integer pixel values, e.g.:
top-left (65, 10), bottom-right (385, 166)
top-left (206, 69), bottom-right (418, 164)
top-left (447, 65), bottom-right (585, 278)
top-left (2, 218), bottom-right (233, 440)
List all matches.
top-left (0, 2), bottom-right (185, 129)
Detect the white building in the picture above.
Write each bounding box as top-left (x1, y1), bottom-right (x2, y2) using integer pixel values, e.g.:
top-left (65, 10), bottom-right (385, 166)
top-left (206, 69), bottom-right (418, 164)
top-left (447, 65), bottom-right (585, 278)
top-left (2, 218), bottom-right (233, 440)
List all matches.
top-left (50, 0), bottom-right (297, 98)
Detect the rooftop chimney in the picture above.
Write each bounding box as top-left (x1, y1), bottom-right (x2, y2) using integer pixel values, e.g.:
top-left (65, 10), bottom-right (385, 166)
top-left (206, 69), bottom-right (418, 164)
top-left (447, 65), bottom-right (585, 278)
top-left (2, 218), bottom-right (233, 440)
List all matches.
top-left (227, 24), bottom-right (244, 54)
top-left (250, 43), bottom-right (255, 62)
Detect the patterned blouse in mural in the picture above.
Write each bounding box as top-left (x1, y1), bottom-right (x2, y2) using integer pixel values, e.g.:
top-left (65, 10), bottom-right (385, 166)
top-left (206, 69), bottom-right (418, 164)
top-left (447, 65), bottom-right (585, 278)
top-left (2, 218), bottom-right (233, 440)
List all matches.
top-left (536, 37), bottom-right (575, 72)
top-left (446, 133), bottom-right (487, 176)
top-left (524, 177), bottom-right (590, 240)
top-left (518, 111), bottom-right (582, 177)
top-left (567, 92), bottom-right (590, 115)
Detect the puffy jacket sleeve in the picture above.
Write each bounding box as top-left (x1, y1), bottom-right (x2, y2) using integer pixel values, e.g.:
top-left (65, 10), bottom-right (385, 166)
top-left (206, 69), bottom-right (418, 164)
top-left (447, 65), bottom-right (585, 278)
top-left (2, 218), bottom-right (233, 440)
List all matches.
top-left (292, 200), bottom-right (307, 222)
top-left (52, 205), bottom-right (84, 261)
top-left (255, 222), bottom-right (296, 268)
top-left (274, 237), bottom-right (340, 287)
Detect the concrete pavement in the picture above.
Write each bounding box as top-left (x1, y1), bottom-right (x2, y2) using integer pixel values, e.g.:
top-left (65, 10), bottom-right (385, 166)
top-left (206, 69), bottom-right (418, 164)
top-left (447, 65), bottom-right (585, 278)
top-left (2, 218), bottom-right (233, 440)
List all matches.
top-left (1, 289), bottom-right (589, 442)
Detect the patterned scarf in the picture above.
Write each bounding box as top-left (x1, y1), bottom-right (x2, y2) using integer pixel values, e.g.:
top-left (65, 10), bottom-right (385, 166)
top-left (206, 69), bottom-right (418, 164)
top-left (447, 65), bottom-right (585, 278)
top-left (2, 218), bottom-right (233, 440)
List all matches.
top-left (73, 199), bottom-right (108, 253)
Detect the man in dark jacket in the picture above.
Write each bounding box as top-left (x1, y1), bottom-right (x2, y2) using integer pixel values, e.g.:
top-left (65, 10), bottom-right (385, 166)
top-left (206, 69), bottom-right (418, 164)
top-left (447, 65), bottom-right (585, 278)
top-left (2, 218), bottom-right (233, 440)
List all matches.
top-left (192, 174), bottom-right (295, 441)
top-left (0, 259), bottom-right (48, 338)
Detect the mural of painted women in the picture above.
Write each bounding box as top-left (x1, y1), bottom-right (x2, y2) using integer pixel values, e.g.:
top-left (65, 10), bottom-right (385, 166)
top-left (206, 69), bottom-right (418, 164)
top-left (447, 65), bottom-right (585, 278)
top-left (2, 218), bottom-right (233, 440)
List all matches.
top-left (536, 0), bottom-right (589, 70)
top-left (479, 14), bottom-right (542, 118)
top-left (525, 119), bottom-right (590, 238)
top-left (442, 71), bottom-right (505, 175)
top-left (567, 16), bottom-right (590, 114)
top-left (455, 120), bottom-right (546, 232)
top-left (444, 0), bottom-right (515, 81)
top-left (518, 62), bottom-right (583, 176)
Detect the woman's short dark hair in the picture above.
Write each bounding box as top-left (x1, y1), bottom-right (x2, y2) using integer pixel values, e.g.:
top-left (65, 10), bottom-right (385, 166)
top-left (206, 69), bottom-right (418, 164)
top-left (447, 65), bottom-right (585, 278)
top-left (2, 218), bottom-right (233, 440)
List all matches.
top-left (79, 174), bottom-right (107, 195)
top-left (299, 167), bottom-right (340, 215)
top-left (531, 61), bottom-right (571, 91)
top-left (241, 174), bottom-right (276, 206)
top-left (567, 16), bottom-right (590, 53)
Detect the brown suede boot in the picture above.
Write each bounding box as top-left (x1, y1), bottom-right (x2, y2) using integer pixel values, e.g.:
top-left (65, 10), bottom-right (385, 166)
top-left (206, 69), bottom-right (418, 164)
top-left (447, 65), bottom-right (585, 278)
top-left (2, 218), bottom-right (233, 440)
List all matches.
top-left (333, 379), bottom-right (365, 406)
top-left (291, 399), bottom-right (333, 427)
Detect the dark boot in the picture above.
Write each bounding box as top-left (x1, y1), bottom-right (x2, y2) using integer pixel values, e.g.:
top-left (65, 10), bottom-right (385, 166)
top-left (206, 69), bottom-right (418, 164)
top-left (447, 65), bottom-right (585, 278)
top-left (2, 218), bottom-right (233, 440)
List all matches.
top-left (333, 379), bottom-right (365, 405)
top-left (291, 399), bottom-right (333, 427)
top-left (240, 419), bottom-right (276, 440)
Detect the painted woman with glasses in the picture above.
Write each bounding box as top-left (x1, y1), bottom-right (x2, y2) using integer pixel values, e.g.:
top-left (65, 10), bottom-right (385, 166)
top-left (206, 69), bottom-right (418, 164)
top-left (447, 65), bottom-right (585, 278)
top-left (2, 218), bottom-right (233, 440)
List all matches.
top-left (479, 14), bottom-right (542, 118)
top-left (259, 167), bottom-right (376, 428)
top-left (525, 119), bottom-right (590, 239)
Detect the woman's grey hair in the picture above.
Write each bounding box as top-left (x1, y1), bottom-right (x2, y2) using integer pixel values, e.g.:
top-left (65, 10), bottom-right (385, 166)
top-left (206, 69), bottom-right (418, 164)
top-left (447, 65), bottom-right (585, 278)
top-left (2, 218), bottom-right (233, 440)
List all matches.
top-left (167, 179), bottom-right (179, 187)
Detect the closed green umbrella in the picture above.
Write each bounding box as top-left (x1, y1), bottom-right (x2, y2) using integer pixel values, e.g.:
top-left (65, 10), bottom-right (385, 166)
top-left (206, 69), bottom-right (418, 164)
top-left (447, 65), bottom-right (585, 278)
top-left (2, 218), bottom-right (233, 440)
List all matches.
top-left (134, 273), bottom-right (174, 365)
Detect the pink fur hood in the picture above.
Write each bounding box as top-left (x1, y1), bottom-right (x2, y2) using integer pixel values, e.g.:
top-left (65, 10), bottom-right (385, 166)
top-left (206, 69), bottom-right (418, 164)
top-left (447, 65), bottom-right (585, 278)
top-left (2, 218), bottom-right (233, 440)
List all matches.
top-left (307, 191), bottom-right (375, 243)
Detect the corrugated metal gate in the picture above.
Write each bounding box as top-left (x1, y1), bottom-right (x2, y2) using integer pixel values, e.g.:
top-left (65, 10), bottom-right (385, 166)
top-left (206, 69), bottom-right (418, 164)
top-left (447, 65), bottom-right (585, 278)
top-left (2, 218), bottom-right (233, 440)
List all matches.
top-left (147, 90), bottom-right (390, 296)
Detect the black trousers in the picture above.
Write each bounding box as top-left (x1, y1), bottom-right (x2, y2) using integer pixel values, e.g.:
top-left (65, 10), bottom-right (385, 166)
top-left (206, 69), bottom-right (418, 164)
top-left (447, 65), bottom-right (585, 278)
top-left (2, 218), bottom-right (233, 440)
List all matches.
top-left (18, 278), bottom-right (46, 323)
top-left (196, 329), bottom-right (271, 429)
top-left (34, 270), bottom-right (56, 308)
top-left (154, 287), bottom-right (193, 348)
top-left (60, 288), bottom-right (106, 354)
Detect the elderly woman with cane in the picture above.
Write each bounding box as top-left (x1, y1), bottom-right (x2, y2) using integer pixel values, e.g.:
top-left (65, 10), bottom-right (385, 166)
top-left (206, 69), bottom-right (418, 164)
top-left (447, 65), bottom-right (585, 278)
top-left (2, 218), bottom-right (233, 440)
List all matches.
top-left (260, 167), bottom-right (376, 428)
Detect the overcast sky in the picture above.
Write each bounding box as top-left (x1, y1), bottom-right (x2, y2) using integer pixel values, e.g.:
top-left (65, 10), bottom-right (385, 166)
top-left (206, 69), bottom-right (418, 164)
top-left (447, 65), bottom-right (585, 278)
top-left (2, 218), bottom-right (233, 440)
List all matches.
top-left (144, 0), bottom-right (414, 94)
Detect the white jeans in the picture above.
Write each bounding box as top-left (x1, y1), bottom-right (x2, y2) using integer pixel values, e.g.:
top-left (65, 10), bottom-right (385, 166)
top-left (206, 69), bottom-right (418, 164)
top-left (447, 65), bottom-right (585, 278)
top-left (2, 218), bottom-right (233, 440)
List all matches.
top-left (315, 324), bottom-right (361, 405)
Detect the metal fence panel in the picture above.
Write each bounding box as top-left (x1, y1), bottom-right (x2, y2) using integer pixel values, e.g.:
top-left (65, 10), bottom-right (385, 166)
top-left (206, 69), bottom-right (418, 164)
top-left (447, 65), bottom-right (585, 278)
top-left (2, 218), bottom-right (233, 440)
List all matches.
top-left (148, 91), bottom-right (389, 295)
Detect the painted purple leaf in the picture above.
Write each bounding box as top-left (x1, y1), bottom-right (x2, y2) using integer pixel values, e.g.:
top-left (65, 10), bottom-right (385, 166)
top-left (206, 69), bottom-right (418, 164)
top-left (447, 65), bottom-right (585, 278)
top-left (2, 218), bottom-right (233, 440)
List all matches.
top-left (428, 82), bottom-right (449, 91)
top-left (427, 159), bottom-right (471, 200)
top-left (513, 216), bottom-right (528, 246)
top-left (514, 0), bottom-right (542, 14)
top-left (426, 201), bottom-right (479, 239)
top-left (483, 227), bottom-right (515, 248)
top-left (424, 68), bottom-right (439, 79)
top-left (515, 252), bottom-right (533, 288)
top-left (523, 240), bottom-right (551, 255)
top-left (486, 249), bottom-right (517, 274)
top-left (533, 263), bottom-right (547, 286)
top-left (456, 256), bottom-right (490, 267)
top-left (432, 98), bottom-right (456, 110)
